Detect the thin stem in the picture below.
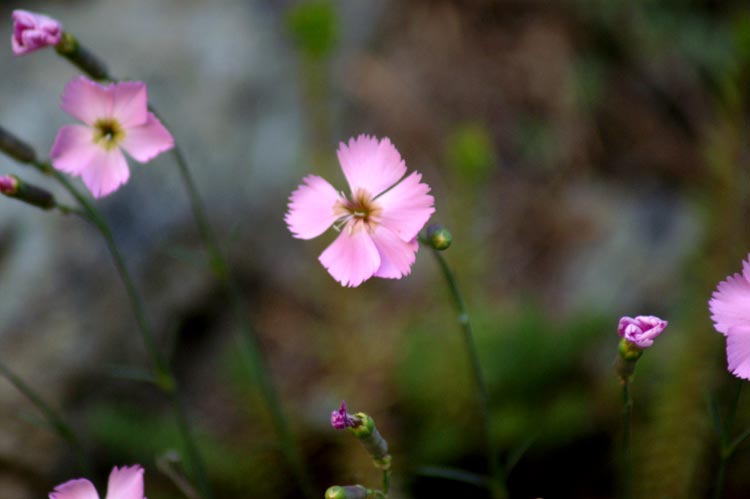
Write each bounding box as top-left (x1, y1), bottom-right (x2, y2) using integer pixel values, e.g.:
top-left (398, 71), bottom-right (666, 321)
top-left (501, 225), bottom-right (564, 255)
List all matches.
top-left (33, 161), bottom-right (213, 499)
top-left (0, 358), bottom-right (92, 475)
top-left (170, 145), bottom-right (316, 499)
top-left (429, 249), bottom-right (506, 499)
top-left (622, 381), bottom-right (633, 499)
top-left (382, 469), bottom-right (391, 496)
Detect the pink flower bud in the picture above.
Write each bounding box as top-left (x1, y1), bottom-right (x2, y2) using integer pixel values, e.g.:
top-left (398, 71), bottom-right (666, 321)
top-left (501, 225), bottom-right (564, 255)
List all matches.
top-left (617, 315), bottom-right (668, 349)
top-left (330, 401), bottom-right (359, 430)
top-left (0, 175), bottom-right (18, 195)
top-left (11, 10), bottom-right (62, 55)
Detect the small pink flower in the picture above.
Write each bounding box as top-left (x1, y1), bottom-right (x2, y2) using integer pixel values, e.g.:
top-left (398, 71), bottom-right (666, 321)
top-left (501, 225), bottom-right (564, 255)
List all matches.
top-left (331, 401), bottom-right (359, 430)
top-left (0, 175), bottom-right (18, 194)
top-left (286, 135), bottom-right (435, 287)
top-left (49, 465), bottom-right (146, 499)
top-left (617, 315), bottom-right (668, 349)
top-left (709, 254), bottom-right (750, 379)
top-left (11, 10), bottom-right (62, 55)
top-left (50, 76), bottom-right (174, 198)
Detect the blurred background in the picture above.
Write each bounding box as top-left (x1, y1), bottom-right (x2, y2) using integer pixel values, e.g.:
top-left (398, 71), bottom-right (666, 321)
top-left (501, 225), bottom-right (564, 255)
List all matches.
top-left (1, 0), bottom-right (750, 497)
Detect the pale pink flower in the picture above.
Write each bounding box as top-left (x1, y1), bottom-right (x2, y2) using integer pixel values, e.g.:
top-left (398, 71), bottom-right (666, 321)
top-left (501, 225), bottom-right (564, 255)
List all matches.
top-left (50, 76), bottom-right (174, 198)
top-left (11, 10), bottom-right (62, 55)
top-left (617, 315), bottom-right (667, 349)
top-left (49, 465), bottom-right (146, 499)
top-left (286, 135), bottom-right (435, 287)
top-left (709, 254), bottom-right (750, 379)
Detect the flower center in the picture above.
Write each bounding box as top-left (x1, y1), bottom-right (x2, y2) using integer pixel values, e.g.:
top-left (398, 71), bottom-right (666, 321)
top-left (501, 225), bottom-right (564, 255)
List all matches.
top-left (334, 188), bottom-right (382, 234)
top-left (92, 118), bottom-right (125, 151)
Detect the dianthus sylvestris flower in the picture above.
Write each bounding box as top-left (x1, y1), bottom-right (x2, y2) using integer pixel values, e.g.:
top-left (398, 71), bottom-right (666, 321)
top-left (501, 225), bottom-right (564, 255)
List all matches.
top-left (286, 135), bottom-right (435, 287)
top-left (49, 465), bottom-right (146, 499)
top-left (617, 315), bottom-right (668, 349)
top-left (709, 254), bottom-right (750, 380)
top-left (50, 76), bottom-right (174, 198)
top-left (11, 10), bottom-right (62, 55)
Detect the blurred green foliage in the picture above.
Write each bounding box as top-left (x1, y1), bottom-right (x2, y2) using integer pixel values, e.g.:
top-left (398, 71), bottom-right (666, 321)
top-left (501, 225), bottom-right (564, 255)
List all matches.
top-left (285, 0), bottom-right (340, 60)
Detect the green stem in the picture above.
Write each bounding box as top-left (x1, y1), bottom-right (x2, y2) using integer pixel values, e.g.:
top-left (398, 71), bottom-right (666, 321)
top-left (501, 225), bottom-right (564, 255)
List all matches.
top-left (33, 161), bottom-right (213, 499)
top-left (622, 381), bottom-right (633, 499)
top-left (0, 358), bottom-right (92, 475)
top-left (429, 249), bottom-right (506, 499)
top-left (170, 145), bottom-right (316, 499)
top-left (382, 468), bottom-right (391, 496)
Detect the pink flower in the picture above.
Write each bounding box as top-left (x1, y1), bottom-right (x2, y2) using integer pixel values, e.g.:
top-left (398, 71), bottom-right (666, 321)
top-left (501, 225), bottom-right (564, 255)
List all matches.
top-left (49, 465), bottom-right (146, 499)
top-left (50, 76), bottom-right (174, 198)
top-left (286, 135), bottom-right (435, 287)
top-left (11, 10), bottom-right (62, 55)
top-left (709, 254), bottom-right (750, 379)
top-left (331, 401), bottom-right (359, 430)
top-left (617, 315), bottom-right (668, 349)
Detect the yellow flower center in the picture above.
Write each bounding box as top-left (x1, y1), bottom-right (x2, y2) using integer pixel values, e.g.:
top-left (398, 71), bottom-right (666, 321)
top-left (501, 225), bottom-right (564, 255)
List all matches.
top-left (334, 188), bottom-right (382, 234)
top-left (92, 118), bottom-right (125, 151)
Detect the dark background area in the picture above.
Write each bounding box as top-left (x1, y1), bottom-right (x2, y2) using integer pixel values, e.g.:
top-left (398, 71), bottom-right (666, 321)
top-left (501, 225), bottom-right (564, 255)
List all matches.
top-left (1, 0), bottom-right (750, 498)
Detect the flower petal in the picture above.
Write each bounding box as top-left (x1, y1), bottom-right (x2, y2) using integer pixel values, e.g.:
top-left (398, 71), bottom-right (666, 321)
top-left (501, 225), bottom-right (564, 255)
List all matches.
top-left (49, 478), bottom-right (100, 499)
top-left (376, 171), bottom-right (435, 242)
top-left (61, 77), bottom-right (114, 126)
top-left (709, 272), bottom-right (750, 335)
top-left (80, 148), bottom-right (131, 198)
top-left (50, 124), bottom-right (99, 175)
top-left (105, 465), bottom-right (145, 499)
top-left (726, 326), bottom-right (750, 380)
top-left (120, 113), bottom-right (174, 163)
top-left (319, 229), bottom-right (380, 287)
top-left (111, 82), bottom-right (148, 129)
top-left (285, 175), bottom-right (340, 240)
top-left (371, 227), bottom-right (419, 279)
top-left (337, 135), bottom-right (407, 197)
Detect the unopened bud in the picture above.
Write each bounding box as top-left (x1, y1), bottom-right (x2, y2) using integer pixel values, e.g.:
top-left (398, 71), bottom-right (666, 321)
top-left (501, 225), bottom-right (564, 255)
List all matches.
top-left (349, 413), bottom-right (390, 464)
top-left (0, 174), bottom-right (56, 210)
top-left (425, 224), bottom-right (452, 250)
top-left (325, 485), bottom-right (367, 499)
top-left (0, 127), bottom-right (37, 164)
top-left (55, 32), bottom-right (109, 80)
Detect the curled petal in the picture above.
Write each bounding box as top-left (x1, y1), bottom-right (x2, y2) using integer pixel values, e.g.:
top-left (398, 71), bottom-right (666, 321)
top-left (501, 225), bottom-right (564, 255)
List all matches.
top-left (50, 124), bottom-right (99, 175)
top-left (727, 326), bottom-right (750, 380)
top-left (49, 478), bottom-right (99, 499)
top-left (61, 77), bottom-right (114, 125)
top-left (106, 465), bottom-right (145, 499)
top-left (337, 135), bottom-right (406, 197)
top-left (111, 82), bottom-right (148, 129)
top-left (709, 272), bottom-right (750, 335)
top-left (371, 227), bottom-right (418, 279)
top-left (80, 148), bottom-right (130, 198)
top-left (121, 113), bottom-right (174, 163)
top-left (376, 171), bottom-right (435, 242)
top-left (12, 10), bottom-right (61, 55)
top-left (319, 229), bottom-right (380, 287)
top-left (285, 175), bottom-right (340, 240)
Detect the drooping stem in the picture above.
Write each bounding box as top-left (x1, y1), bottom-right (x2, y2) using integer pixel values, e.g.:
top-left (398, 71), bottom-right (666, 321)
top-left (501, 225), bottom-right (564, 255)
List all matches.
top-left (429, 249), bottom-right (506, 498)
top-left (32, 161), bottom-right (213, 499)
top-left (0, 359), bottom-right (92, 475)
top-left (170, 145), bottom-right (316, 499)
top-left (622, 381), bottom-right (633, 499)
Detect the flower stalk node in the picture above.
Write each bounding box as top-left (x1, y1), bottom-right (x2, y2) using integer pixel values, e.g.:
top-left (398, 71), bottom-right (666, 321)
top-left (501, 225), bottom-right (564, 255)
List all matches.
top-left (0, 126), bottom-right (37, 164)
top-left (54, 32), bottom-right (110, 80)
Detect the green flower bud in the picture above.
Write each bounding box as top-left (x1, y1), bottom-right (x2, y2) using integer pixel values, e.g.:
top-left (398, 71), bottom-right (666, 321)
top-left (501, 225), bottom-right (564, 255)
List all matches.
top-left (325, 485), bottom-right (368, 499)
top-left (0, 174), bottom-right (56, 210)
top-left (425, 224), bottom-right (452, 250)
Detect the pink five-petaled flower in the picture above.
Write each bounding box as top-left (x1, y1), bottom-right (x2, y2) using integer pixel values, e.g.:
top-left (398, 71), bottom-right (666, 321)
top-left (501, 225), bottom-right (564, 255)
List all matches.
top-left (11, 10), bottom-right (62, 55)
top-left (50, 76), bottom-right (174, 198)
top-left (285, 135), bottom-right (435, 287)
top-left (49, 465), bottom-right (146, 499)
top-left (709, 254), bottom-right (750, 380)
top-left (617, 315), bottom-right (668, 349)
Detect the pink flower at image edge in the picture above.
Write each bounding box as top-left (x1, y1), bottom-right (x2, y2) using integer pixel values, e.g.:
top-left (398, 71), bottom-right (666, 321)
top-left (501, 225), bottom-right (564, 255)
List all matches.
top-left (11, 10), bottom-right (62, 55)
top-left (285, 134), bottom-right (435, 287)
top-left (709, 253), bottom-right (750, 380)
top-left (617, 315), bottom-right (668, 349)
top-left (50, 76), bottom-right (174, 198)
top-left (49, 465), bottom-right (146, 499)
